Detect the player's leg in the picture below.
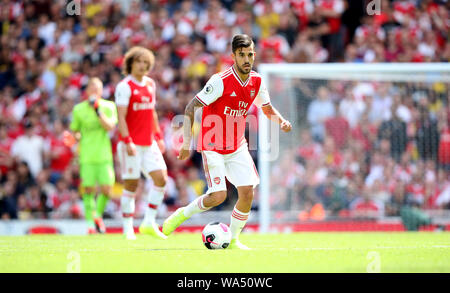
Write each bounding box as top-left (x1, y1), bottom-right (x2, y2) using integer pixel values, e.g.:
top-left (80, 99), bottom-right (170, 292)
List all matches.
top-left (224, 146), bottom-right (259, 250)
top-left (117, 141), bottom-right (140, 240)
top-left (139, 169), bottom-right (168, 239)
top-left (94, 163), bottom-right (115, 234)
top-left (138, 141), bottom-right (168, 238)
top-left (163, 190), bottom-right (227, 236)
top-left (83, 186), bottom-right (97, 234)
top-left (229, 185), bottom-right (253, 250)
top-left (121, 179), bottom-right (138, 240)
top-left (137, 141), bottom-right (167, 236)
top-left (80, 163), bottom-right (98, 234)
top-left (94, 185), bottom-right (111, 234)
top-left (162, 151), bottom-right (227, 236)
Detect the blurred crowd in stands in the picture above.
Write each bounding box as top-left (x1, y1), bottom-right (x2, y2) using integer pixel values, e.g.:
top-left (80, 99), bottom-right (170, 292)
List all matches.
top-left (0, 0), bottom-right (448, 221)
top-left (271, 80), bottom-right (450, 222)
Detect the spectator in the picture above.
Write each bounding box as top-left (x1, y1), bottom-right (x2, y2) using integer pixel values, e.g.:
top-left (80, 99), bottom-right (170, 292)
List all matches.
top-left (325, 101), bottom-right (349, 149)
top-left (0, 124), bottom-right (14, 176)
top-left (378, 104), bottom-right (408, 162)
top-left (53, 189), bottom-right (83, 219)
top-left (48, 119), bottom-right (73, 184)
top-left (314, 0), bottom-right (346, 60)
top-left (368, 83), bottom-right (393, 126)
top-left (338, 87), bottom-right (366, 129)
top-left (254, 0), bottom-right (280, 39)
top-left (297, 129), bottom-right (323, 162)
top-left (415, 107), bottom-right (440, 162)
top-left (349, 186), bottom-right (384, 219)
top-left (259, 26), bottom-right (290, 63)
top-left (10, 121), bottom-right (49, 178)
top-left (26, 184), bottom-right (52, 219)
top-left (351, 111), bottom-right (377, 152)
top-left (385, 181), bottom-right (408, 217)
top-left (0, 181), bottom-right (18, 219)
top-left (438, 125), bottom-right (450, 171)
top-left (307, 86), bottom-right (335, 142)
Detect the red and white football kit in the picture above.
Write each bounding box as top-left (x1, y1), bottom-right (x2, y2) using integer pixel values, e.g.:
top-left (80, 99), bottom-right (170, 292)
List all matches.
top-left (195, 66), bottom-right (271, 194)
top-left (115, 75), bottom-right (166, 180)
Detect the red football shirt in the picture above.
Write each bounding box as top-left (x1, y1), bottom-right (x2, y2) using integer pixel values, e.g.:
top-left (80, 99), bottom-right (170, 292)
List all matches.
top-left (195, 66), bottom-right (271, 154)
top-left (115, 75), bottom-right (156, 146)
top-left (49, 134), bottom-right (73, 172)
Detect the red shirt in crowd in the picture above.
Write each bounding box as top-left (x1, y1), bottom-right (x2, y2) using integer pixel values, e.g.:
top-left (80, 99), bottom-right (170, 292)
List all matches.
top-left (325, 116), bottom-right (349, 149)
top-left (49, 134), bottom-right (73, 173)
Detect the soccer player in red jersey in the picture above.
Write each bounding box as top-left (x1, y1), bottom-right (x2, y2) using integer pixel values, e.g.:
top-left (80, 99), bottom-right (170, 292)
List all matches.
top-left (163, 34), bottom-right (292, 249)
top-left (115, 47), bottom-right (168, 240)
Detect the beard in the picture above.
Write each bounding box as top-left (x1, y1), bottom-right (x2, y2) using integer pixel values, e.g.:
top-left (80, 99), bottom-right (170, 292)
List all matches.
top-left (236, 63), bottom-right (252, 74)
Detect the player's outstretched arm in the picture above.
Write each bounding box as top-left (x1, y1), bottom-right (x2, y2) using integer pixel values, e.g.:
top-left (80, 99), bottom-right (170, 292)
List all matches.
top-left (178, 98), bottom-right (204, 160)
top-left (261, 104), bottom-right (292, 133)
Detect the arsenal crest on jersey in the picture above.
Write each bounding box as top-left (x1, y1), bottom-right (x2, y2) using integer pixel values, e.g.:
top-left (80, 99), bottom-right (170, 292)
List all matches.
top-left (214, 177), bottom-right (221, 185)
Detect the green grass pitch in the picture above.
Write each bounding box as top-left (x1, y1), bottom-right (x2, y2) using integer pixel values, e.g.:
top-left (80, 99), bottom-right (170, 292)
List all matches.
top-left (0, 232), bottom-right (449, 273)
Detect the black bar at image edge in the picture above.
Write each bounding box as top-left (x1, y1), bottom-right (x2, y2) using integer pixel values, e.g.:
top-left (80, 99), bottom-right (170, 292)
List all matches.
top-left (0, 273), bottom-right (448, 290)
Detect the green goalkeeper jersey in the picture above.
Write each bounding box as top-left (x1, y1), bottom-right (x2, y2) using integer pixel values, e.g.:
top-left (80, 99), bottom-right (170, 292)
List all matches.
top-left (70, 99), bottom-right (118, 164)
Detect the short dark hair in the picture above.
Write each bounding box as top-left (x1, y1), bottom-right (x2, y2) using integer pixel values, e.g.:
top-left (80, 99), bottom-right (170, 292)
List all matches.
top-left (231, 34), bottom-right (254, 54)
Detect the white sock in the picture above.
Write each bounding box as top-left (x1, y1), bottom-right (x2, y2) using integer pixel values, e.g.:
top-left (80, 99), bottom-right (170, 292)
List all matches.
top-left (183, 194), bottom-right (210, 218)
top-left (143, 185), bottom-right (165, 225)
top-left (230, 206), bottom-right (250, 240)
top-left (121, 190), bottom-right (135, 234)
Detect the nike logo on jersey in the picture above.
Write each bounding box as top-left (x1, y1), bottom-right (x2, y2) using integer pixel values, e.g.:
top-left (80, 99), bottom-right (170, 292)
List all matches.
top-left (230, 91), bottom-right (237, 97)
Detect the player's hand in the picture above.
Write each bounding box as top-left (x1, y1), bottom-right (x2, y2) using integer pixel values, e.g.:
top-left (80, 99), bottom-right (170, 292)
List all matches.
top-left (280, 120), bottom-right (292, 132)
top-left (89, 95), bottom-right (100, 115)
top-left (177, 145), bottom-right (191, 160)
top-left (62, 130), bottom-right (76, 147)
top-left (126, 142), bottom-right (137, 156)
top-left (157, 139), bottom-right (166, 154)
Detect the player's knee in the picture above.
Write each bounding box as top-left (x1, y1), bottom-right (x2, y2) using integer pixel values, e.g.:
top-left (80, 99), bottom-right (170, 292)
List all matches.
top-left (210, 191), bottom-right (227, 206)
top-left (84, 187), bottom-right (96, 194)
top-left (153, 175), bottom-right (167, 187)
top-left (239, 187), bottom-right (254, 203)
top-left (100, 186), bottom-right (112, 197)
top-left (150, 171), bottom-right (167, 187)
top-left (124, 180), bottom-right (139, 192)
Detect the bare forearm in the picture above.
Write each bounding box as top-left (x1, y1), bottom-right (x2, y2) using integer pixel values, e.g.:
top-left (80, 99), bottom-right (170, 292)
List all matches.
top-left (262, 105), bottom-right (286, 124)
top-left (117, 107), bottom-right (130, 138)
top-left (182, 98), bottom-right (203, 147)
top-left (262, 104), bottom-right (292, 132)
top-left (118, 117), bottom-right (130, 138)
top-left (152, 111), bottom-right (162, 136)
top-left (182, 102), bottom-right (195, 146)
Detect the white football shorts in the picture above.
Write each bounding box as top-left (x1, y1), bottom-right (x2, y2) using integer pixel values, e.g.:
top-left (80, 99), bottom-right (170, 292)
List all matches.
top-left (117, 140), bottom-right (167, 180)
top-left (201, 143), bottom-right (260, 194)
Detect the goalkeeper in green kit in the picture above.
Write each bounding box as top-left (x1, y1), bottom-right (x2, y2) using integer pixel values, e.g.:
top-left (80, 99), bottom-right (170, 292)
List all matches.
top-left (68, 77), bottom-right (118, 234)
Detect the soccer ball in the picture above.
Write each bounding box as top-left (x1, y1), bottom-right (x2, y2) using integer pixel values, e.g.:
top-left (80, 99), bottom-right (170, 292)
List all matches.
top-left (202, 222), bottom-right (231, 249)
